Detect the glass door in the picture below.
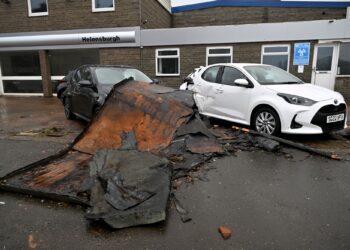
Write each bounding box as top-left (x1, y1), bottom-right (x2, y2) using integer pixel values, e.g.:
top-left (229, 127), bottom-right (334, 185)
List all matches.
top-left (311, 44), bottom-right (338, 90)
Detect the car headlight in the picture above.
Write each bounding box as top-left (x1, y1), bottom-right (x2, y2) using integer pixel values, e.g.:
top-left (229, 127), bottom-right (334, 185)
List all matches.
top-left (277, 93), bottom-right (316, 106)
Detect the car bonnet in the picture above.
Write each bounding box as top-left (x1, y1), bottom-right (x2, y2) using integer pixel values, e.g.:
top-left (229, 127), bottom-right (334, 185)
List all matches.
top-left (265, 84), bottom-right (344, 102)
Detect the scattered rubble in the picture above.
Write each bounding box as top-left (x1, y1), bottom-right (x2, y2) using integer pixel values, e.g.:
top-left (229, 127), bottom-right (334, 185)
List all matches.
top-left (171, 193), bottom-right (192, 223)
top-left (218, 226), bottom-right (232, 240)
top-left (255, 137), bottom-right (280, 152)
top-left (17, 127), bottom-right (66, 137)
top-left (27, 234), bottom-right (39, 249)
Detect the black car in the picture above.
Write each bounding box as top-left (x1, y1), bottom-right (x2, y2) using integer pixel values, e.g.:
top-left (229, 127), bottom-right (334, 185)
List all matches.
top-left (56, 71), bottom-right (74, 101)
top-left (61, 65), bottom-right (153, 121)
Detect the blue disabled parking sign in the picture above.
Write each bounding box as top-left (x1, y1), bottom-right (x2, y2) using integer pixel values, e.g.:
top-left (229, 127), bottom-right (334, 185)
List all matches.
top-left (293, 43), bottom-right (310, 65)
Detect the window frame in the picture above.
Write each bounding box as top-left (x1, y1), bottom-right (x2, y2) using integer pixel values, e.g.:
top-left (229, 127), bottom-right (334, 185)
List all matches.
top-left (337, 42), bottom-right (350, 77)
top-left (261, 44), bottom-right (290, 72)
top-left (206, 46), bottom-right (233, 66)
top-left (27, 0), bottom-right (49, 17)
top-left (0, 51), bottom-right (43, 96)
top-left (155, 48), bottom-right (180, 77)
top-left (92, 0), bottom-right (115, 13)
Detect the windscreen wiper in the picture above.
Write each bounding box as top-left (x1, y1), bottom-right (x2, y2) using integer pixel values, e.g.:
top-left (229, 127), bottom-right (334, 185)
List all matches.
top-left (278, 81), bottom-right (304, 84)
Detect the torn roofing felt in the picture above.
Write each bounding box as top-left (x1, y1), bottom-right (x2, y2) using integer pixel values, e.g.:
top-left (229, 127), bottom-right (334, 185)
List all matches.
top-left (0, 80), bottom-right (223, 228)
top-left (86, 149), bottom-right (172, 229)
top-left (73, 82), bottom-right (194, 154)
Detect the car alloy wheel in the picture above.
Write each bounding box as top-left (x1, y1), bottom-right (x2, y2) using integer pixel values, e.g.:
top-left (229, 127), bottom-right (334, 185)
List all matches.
top-left (253, 108), bottom-right (280, 135)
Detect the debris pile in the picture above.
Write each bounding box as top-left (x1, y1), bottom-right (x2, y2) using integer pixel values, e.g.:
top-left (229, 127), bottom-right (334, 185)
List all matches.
top-left (0, 80), bottom-right (343, 229)
top-left (0, 81), bottom-right (224, 229)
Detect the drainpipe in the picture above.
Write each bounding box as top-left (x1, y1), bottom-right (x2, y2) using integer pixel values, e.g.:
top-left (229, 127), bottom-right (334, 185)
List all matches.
top-left (347, 7), bottom-right (350, 19)
top-left (39, 50), bottom-right (52, 97)
top-left (139, 0), bottom-right (143, 70)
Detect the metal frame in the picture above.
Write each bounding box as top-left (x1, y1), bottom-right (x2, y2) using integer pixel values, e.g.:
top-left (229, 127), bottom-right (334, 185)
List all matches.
top-left (206, 46), bottom-right (233, 66)
top-left (0, 60), bottom-right (3, 95)
top-left (1, 76), bottom-right (43, 96)
top-left (92, 0), bottom-right (115, 12)
top-left (27, 0), bottom-right (49, 17)
top-left (155, 48), bottom-right (180, 77)
top-left (261, 44), bottom-right (291, 72)
top-left (336, 41), bottom-right (350, 77)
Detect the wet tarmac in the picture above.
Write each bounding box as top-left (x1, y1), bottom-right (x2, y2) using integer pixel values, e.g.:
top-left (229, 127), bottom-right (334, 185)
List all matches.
top-left (1, 96), bottom-right (350, 249)
top-left (0, 151), bottom-right (349, 249)
top-left (0, 97), bottom-right (84, 144)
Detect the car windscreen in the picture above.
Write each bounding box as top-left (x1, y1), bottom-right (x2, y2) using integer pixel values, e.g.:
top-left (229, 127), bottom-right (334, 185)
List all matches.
top-left (244, 65), bottom-right (303, 85)
top-left (94, 67), bottom-right (152, 85)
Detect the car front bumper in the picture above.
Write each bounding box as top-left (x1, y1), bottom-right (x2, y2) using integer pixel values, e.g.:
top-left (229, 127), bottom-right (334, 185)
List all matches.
top-left (280, 100), bottom-right (347, 134)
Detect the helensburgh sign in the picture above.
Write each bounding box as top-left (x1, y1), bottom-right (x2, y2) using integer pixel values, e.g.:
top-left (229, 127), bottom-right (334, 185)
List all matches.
top-left (0, 31), bottom-right (136, 47)
top-left (81, 35), bottom-right (121, 43)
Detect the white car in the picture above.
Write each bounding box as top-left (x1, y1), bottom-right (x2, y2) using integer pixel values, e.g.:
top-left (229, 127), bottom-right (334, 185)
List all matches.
top-left (180, 63), bottom-right (347, 135)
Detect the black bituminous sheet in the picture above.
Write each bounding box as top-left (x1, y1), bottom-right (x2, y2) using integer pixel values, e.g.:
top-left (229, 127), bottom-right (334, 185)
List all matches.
top-left (86, 149), bottom-right (172, 229)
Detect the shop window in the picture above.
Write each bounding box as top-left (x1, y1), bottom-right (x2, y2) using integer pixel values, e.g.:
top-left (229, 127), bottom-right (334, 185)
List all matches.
top-left (261, 45), bottom-right (290, 71)
top-left (49, 49), bottom-right (99, 93)
top-left (27, 0), bottom-right (48, 17)
top-left (206, 47), bottom-right (232, 66)
top-left (3, 80), bottom-right (43, 94)
top-left (0, 52), bottom-right (40, 76)
top-left (92, 0), bottom-right (115, 12)
top-left (49, 49), bottom-right (99, 76)
top-left (0, 51), bottom-right (42, 95)
top-left (338, 43), bottom-right (350, 75)
top-left (156, 49), bottom-right (180, 76)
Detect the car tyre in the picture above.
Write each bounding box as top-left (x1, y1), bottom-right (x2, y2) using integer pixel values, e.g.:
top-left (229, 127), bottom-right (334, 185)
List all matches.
top-left (63, 98), bottom-right (75, 120)
top-left (252, 107), bottom-right (281, 136)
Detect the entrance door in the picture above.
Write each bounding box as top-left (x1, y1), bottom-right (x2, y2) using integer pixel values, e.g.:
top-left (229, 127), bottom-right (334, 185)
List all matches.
top-left (311, 44), bottom-right (338, 90)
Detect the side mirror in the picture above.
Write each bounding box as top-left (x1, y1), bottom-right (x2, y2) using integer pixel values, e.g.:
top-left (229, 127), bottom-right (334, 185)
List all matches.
top-left (183, 76), bottom-right (194, 85)
top-left (234, 79), bottom-right (250, 87)
top-left (78, 80), bottom-right (92, 87)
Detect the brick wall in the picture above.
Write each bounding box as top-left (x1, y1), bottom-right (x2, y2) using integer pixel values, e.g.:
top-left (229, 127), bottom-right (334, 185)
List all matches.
top-left (99, 48), bottom-right (141, 69)
top-left (173, 7), bottom-right (347, 27)
top-left (141, 0), bottom-right (172, 29)
top-left (335, 77), bottom-right (350, 102)
top-left (0, 0), bottom-right (140, 33)
top-left (140, 41), bottom-right (316, 88)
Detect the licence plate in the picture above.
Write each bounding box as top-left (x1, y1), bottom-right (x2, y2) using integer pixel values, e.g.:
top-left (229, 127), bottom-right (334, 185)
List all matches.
top-left (326, 114), bottom-right (344, 123)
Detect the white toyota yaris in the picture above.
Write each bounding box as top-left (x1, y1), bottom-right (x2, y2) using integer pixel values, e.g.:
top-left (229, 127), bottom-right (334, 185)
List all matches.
top-left (180, 63), bottom-right (347, 135)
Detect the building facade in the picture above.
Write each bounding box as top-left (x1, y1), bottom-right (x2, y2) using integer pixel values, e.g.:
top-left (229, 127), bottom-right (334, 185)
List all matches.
top-left (0, 0), bottom-right (349, 101)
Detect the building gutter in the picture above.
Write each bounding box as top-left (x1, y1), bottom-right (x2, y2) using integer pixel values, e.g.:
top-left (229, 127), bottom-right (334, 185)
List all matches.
top-left (141, 19), bottom-right (350, 46)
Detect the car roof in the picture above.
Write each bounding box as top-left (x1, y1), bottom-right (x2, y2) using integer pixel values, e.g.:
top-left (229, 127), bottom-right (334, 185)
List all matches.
top-left (207, 63), bottom-right (268, 68)
top-left (80, 64), bottom-right (136, 69)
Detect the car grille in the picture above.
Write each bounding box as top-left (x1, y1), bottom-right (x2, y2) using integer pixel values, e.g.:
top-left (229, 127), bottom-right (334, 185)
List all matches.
top-left (311, 104), bottom-right (347, 133)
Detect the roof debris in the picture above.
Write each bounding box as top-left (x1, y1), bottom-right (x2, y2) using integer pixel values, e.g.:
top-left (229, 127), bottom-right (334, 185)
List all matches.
top-left (0, 80), bottom-right (346, 229)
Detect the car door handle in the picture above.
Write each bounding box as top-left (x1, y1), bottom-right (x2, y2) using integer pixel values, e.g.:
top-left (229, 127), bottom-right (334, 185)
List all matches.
top-left (215, 89), bottom-right (223, 94)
